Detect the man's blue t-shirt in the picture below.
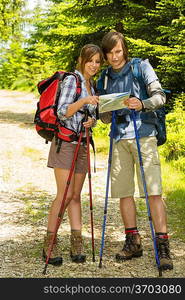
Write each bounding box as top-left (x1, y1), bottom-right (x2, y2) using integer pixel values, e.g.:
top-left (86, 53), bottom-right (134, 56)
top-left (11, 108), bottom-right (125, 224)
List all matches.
top-left (97, 59), bottom-right (158, 142)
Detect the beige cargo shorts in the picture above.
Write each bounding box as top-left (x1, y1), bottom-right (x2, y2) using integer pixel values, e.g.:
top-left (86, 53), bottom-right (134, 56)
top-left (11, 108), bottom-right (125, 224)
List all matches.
top-left (111, 137), bottom-right (162, 198)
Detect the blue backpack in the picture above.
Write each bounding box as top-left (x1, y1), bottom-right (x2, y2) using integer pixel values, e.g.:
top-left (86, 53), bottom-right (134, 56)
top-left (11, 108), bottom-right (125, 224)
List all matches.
top-left (130, 58), bottom-right (171, 146)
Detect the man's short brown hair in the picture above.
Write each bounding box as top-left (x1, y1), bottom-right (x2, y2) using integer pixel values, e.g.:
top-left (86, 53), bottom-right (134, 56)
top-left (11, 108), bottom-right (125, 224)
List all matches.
top-left (101, 31), bottom-right (128, 61)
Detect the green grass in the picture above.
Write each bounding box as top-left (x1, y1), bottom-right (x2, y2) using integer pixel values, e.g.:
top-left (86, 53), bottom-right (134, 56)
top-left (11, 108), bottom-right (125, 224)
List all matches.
top-left (161, 156), bottom-right (185, 241)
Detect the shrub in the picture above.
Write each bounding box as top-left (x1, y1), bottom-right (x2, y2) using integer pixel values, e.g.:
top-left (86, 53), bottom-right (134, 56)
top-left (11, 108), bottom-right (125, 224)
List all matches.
top-left (160, 93), bottom-right (185, 161)
top-left (93, 120), bottom-right (110, 138)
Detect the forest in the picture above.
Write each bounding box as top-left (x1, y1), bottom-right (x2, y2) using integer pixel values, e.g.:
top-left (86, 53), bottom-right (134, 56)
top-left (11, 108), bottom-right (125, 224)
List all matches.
top-left (0, 0), bottom-right (184, 95)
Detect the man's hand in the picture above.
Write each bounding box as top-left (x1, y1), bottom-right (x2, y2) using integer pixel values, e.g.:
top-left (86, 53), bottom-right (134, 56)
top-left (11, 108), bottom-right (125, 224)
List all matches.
top-left (124, 97), bottom-right (143, 111)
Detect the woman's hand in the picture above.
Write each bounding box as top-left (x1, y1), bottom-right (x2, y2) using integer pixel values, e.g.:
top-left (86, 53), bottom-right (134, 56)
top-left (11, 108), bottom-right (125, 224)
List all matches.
top-left (83, 95), bottom-right (99, 106)
top-left (124, 97), bottom-right (143, 111)
top-left (64, 96), bottom-right (99, 118)
top-left (83, 116), bottom-right (95, 128)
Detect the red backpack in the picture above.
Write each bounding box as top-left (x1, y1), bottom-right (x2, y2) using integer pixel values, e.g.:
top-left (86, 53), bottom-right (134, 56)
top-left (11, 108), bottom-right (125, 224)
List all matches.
top-left (34, 71), bottom-right (82, 152)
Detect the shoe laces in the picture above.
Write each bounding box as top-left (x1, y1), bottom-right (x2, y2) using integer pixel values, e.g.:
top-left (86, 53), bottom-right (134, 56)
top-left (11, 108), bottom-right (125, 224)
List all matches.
top-left (157, 239), bottom-right (171, 259)
top-left (123, 234), bottom-right (135, 251)
top-left (72, 236), bottom-right (83, 254)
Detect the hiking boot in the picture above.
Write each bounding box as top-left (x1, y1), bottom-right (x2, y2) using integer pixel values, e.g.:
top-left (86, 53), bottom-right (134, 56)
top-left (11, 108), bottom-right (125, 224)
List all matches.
top-left (116, 233), bottom-right (143, 261)
top-left (70, 230), bottom-right (86, 263)
top-left (42, 232), bottom-right (63, 266)
top-left (157, 238), bottom-right (173, 270)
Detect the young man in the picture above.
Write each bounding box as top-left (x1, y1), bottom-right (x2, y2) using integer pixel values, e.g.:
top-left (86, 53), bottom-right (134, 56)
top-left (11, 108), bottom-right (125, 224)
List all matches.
top-left (97, 31), bottom-right (173, 271)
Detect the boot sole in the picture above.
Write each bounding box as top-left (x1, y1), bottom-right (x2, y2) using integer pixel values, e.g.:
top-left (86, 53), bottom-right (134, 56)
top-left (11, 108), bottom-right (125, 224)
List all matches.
top-left (116, 250), bottom-right (143, 261)
top-left (42, 250), bottom-right (63, 266)
top-left (160, 264), bottom-right (173, 271)
top-left (70, 254), bottom-right (86, 263)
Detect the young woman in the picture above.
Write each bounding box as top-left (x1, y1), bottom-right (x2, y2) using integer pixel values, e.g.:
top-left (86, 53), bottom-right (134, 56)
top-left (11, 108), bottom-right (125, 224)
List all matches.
top-left (43, 44), bottom-right (104, 265)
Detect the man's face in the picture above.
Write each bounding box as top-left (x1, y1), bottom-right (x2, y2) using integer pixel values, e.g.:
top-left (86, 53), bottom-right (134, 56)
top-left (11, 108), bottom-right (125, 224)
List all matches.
top-left (106, 40), bottom-right (126, 69)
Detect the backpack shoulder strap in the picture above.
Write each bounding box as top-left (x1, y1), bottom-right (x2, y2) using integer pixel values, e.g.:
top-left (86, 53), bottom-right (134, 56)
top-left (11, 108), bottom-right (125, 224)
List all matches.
top-left (97, 67), bottom-right (110, 93)
top-left (130, 58), bottom-right (148, 100)
top-left (131, 58), bottom-right (142, 78)
top-left (62, 71), bottom-right (82, 101)
top-left (72, 72), bottom-right (82, 100)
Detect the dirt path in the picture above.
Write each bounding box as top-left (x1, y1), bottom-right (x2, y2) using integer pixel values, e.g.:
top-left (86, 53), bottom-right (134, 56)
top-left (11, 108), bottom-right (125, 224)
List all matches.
top-left (0, 89), bottom-right (185, 278)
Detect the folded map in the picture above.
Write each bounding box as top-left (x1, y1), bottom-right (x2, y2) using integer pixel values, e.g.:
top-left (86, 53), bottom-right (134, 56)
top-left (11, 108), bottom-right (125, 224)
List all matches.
top-left (99, 92), bottom-right (130, 113)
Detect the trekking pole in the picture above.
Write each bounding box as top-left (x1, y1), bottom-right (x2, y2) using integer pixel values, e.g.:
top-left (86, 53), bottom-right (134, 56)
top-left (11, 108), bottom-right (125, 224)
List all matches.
top-left (99, 111), bottom-right (115, 268)
top-left (131, 109), bottom-right (162, 277)
top-left (85, 125), bottom-right (95, 262)
top-left (43, 131), bottom-right (83, 275)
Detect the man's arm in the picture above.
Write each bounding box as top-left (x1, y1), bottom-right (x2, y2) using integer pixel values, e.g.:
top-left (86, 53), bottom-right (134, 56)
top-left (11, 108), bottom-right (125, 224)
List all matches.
top-left (142, 80), bottom-right (166, 111)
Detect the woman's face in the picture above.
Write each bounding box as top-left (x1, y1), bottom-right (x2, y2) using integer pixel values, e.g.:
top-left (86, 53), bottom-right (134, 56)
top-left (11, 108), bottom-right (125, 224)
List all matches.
top-left (83, 53), bottom-right (101, 79)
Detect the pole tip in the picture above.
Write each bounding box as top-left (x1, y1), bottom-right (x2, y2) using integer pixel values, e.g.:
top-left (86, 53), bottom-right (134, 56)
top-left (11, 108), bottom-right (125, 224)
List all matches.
top-left (99, 260), bottom-right (102, 268)
top-left (158, 268), bottom-right (162, 277)
top-left (43, 265), bottom-right (47, 275)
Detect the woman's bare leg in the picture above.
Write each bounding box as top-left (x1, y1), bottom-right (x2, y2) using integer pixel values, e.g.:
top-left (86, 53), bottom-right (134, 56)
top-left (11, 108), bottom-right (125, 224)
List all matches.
top-left (47, 168), bottom-right (75, 233)
top-left (67, 172), bottom-right (86, 230)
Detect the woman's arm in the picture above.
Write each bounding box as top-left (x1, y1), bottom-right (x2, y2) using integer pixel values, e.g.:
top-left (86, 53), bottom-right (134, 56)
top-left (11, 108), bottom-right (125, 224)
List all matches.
top-left (57, 75), bottom-right (99, 120)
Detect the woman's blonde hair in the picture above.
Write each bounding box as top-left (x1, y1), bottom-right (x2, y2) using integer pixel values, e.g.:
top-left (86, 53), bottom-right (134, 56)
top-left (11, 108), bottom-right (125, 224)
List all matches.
top-left (76, 44), bottom-right (104, 74)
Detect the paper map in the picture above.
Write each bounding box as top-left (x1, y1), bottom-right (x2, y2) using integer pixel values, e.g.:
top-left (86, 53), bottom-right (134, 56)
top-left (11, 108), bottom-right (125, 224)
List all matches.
top-left (99, 92), bottom-right (130, 113)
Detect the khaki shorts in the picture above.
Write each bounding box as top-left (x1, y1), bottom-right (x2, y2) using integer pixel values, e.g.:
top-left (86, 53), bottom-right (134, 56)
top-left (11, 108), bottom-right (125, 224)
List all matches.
top-left (47, 139), bottom-right (88, 173)
top-left (111, 137), bottom-right (162, 198)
